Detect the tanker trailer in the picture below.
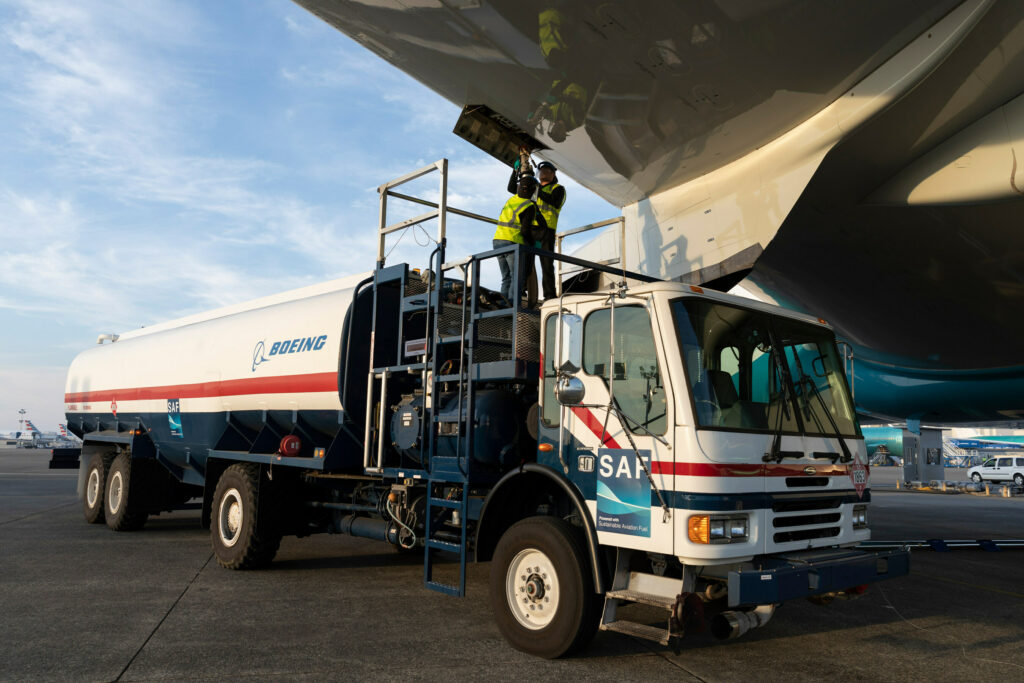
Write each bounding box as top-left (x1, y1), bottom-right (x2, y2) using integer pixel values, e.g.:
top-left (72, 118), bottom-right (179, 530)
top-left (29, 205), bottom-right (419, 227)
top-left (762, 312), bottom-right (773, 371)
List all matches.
top-left (65, 272), bottom-right (371, 530)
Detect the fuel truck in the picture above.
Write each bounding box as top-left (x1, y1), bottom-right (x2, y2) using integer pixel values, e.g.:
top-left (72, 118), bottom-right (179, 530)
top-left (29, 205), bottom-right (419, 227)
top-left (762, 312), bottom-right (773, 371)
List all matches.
top-left (64, 160), bottom-right (907, 658)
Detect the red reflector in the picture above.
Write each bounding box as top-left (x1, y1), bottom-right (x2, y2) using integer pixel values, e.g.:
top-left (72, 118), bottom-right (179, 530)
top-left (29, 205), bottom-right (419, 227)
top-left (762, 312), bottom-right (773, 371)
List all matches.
top-left (848, 584), bottom-right (868, 595)
top-left (279, 435), bottom-right (302, 457)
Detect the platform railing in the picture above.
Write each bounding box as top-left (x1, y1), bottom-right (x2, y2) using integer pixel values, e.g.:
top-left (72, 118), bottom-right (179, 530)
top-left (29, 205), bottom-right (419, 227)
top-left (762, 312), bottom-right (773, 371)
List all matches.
top-left (553, 216), bottom-right (626, 295)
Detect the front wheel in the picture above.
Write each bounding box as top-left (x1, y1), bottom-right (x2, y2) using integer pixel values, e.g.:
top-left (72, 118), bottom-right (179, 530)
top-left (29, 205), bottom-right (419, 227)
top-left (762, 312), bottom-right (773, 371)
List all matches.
top-left (211, 464), bottom-right (281, 569)
top-left (489, 516), bottom-right (601, 658)
top-left (971, 473), bottom-right (983, 483)
top-left (1013, 473), bottom-right (1023, 486)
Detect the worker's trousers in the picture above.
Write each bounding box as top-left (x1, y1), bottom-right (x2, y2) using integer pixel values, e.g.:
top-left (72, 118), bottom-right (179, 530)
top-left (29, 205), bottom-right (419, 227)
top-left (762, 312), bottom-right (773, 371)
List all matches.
top-left (493, 239), bottom-right (523, 304)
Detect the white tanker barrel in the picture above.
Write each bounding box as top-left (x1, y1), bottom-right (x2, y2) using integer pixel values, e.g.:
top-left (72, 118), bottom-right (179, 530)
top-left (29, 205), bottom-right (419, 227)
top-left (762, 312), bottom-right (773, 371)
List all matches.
top-left (63, 274), bottom-right (371, 475)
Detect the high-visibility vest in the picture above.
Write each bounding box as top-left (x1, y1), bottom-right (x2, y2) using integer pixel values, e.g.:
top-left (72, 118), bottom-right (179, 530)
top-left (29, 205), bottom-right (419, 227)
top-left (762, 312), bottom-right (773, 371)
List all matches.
top-left (539, 9), bottom-right (567, 60)
top-left (495, 195), bottom-right (534, 244)
top-left (536, 182), bottom-right (564, 232)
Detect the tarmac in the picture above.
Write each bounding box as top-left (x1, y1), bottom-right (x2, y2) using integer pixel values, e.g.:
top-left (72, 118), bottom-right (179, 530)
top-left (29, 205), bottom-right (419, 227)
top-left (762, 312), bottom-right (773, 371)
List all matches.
top-left (2, 447), bottom-right (1023, 681)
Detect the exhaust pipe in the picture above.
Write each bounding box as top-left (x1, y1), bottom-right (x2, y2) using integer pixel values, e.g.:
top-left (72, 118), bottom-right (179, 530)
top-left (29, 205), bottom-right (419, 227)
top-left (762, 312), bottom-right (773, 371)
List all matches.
top-left (710, 604), bottom-right (776, 640)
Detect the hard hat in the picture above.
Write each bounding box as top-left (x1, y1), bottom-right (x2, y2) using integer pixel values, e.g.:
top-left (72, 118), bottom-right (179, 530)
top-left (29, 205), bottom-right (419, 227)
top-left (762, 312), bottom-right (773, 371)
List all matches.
top-left (537, 161), bottom-right (557, 172)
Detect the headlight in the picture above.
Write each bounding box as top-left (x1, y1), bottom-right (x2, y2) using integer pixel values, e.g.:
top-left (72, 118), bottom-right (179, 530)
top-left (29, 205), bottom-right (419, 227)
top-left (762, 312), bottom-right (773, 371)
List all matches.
top-left (688, 515), bottom-right (749, 544)
top-left (729, 517), bottom-right (748, 539)
top-left (853, 504), bottom-right (868, 529)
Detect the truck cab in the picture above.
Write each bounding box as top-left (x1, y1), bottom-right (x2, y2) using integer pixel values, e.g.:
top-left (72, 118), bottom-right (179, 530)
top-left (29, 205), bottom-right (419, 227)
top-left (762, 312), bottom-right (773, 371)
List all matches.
top-left (537, 282), bottom-right (869, 565)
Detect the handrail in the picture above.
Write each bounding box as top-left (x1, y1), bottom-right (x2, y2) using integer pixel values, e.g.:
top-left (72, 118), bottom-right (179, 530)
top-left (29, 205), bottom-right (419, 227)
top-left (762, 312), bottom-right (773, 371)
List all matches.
top-left (553, 216), bottom-right (627, 295)
top-left (387, 190), bottom-right (497, 225)
top-left (376, 159), bottom-right (450, 266)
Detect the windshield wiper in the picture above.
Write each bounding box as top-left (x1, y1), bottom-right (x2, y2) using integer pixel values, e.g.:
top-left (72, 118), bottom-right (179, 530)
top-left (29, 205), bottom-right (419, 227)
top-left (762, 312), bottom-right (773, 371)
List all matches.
top-left (763, 332), bottom-right (795, 464)
top-left (788, 351), bottom-right (853, 464)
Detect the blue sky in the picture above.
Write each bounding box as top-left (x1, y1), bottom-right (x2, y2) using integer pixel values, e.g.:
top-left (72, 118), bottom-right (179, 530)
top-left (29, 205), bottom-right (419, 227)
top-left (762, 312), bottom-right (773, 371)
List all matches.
top-left (0, 0), bottom-right (615, 433)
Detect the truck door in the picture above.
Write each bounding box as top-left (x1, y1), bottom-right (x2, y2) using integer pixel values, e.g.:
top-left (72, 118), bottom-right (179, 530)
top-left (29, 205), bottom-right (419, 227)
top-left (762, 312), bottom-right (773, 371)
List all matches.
top-left (563, 301), bottom-right (675, 554)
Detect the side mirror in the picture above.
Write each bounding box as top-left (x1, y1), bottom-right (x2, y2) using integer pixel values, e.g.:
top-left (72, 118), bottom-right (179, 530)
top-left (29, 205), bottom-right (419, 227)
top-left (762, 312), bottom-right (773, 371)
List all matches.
top-left (555, 376), bottom-right (586, 405)
top-left (558, 313), bottom-right (583, 375)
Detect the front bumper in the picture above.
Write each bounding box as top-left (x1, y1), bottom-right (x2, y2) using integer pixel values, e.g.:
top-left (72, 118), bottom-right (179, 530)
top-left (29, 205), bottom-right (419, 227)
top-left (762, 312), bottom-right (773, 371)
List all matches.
top-left (727, 546), bottom-right (909, 607)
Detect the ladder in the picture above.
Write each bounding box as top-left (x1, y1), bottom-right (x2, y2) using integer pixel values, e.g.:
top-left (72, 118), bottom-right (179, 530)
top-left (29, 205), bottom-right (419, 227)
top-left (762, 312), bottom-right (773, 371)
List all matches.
top-left (422, 232), bottom-right (535, 595)
top-left (368, 159), bottom-right (515, 597)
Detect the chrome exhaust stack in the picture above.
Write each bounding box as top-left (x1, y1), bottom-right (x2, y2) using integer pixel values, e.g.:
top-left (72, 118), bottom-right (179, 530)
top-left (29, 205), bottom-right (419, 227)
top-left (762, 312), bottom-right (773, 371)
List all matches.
top-left (710, 604), bottom-right (776, 640)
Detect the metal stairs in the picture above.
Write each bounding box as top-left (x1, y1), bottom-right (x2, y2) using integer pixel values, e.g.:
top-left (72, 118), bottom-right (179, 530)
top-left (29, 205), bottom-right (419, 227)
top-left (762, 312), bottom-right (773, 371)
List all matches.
top-left (599, 550), bottom-right (686, 646)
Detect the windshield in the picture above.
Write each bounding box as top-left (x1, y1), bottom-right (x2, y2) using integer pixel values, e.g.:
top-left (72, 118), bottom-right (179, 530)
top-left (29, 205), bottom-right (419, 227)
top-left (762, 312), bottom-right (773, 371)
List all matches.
top-left (672, 299), bottom-right (859, 437)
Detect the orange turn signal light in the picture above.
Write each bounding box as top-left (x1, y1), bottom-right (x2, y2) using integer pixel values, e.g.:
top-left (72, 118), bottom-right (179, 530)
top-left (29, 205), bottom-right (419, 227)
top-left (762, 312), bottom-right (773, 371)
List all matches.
top-left (538, 443), bottom-right (553, 452)
top-left (689, 285), bottom-right (704, 294)
top-left (688, 515), bottom-right (710, 544)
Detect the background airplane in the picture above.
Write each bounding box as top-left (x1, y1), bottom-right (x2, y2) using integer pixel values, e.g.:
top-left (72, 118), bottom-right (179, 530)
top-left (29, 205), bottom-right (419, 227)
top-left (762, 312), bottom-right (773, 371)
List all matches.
top-left (293, 0), bottom-right (1023, 426)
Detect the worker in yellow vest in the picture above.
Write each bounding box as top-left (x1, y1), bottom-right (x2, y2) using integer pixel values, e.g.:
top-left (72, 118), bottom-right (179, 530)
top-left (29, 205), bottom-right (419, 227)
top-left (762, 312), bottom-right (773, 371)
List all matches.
top-left (534, 161), bottom-right (565, 300)
top-left (507, 160), bottom-right (565, 305)
top-left (494, 173), bottom-right (546, 305)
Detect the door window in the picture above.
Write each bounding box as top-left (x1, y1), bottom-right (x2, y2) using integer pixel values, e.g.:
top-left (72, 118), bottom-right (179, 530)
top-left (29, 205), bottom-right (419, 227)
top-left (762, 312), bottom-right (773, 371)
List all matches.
top-left (997, 458), bottom-right (1011, 467)
top-left (583, 305), bottom-right (666, 435)
top-left (541, 314), bottom-right (559, 427)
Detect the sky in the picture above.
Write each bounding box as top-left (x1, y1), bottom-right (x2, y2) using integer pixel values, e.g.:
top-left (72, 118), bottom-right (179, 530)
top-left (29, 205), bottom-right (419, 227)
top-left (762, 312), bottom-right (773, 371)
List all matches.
top-left (0, 0), bottom-right (615, 433)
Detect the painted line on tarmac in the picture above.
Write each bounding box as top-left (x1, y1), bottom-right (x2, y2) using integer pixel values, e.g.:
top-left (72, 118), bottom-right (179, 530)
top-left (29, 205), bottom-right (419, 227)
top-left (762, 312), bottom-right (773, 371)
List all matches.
top-left (915, 572), bottom-right (1024, 600)
top-left (116, 553), bottom-right (214, 682)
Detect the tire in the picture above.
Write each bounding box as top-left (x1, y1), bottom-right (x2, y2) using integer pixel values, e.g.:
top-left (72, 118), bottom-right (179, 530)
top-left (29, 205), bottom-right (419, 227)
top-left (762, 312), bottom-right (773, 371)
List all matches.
top-left (1014, 473), bottom-right (1023, 486)
top-left (211, 464), bottom-right (281, 569)
top-left (82, 453), bottom-right (109, 524)
top-left (105, 453), bottom-right (149, 531)
top-left (971, 473), bottom-right (982, 483)
top-left (489, 516), bottom-right (602, 658)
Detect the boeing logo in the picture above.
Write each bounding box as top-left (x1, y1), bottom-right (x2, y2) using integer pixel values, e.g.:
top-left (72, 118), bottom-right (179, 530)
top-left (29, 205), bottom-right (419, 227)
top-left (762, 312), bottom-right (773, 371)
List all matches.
top-left (252, 334), bottom-right (328, 372)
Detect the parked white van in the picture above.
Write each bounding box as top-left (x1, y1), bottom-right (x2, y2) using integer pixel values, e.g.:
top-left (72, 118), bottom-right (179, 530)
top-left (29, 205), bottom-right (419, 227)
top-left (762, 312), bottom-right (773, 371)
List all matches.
top-left (967, 457), bottom-right (1024, 485)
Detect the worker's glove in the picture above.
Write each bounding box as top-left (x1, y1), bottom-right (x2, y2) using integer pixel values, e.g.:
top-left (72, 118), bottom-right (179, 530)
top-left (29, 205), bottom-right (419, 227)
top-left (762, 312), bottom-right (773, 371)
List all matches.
top-left (513, 157), bottom-right (521, 170)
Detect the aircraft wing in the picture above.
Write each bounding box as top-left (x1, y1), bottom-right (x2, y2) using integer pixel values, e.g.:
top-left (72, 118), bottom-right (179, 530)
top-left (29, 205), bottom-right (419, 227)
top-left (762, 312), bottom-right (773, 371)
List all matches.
top-left (296, 0), bottom-right (959, 206)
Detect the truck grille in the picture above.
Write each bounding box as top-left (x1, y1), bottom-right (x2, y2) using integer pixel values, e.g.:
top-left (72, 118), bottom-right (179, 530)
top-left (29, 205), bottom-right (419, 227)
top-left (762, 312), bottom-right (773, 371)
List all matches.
top-left (771, 495), bottom-right (843, 544)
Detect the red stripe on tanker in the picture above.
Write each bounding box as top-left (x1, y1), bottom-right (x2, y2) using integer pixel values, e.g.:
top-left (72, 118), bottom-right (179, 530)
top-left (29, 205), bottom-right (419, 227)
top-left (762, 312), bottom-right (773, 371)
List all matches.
top-left (64, 371), bottom-right (338, 404)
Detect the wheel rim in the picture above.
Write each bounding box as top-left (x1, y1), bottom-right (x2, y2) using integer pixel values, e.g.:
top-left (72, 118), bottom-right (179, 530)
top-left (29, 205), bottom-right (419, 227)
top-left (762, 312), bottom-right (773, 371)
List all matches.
top-left (218, 488), bottom-right (243, 548)
top-left (973, 474), bottom-right (981, 482)
top-left (1015, 475), bottom-right (1023, 485)
top-left (87, 468), bottom-right (101, 508)
top-left (506, 548), bottom-right (560, 630)
top-left (107, 471), bottom-right (123, 514)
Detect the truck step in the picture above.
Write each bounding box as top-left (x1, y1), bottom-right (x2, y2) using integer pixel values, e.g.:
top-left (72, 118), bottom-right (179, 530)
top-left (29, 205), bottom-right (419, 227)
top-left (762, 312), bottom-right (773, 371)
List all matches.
top-left (600, 619), bottom-right (672, 646)
top-left (425, 580), bottom-right (463, 597)
top-left (426, 538), bottom-right (462, 553)
top-left (605, 589), bottom-right (676, 610)
top-left (428, 496), bottom-right (462, 509)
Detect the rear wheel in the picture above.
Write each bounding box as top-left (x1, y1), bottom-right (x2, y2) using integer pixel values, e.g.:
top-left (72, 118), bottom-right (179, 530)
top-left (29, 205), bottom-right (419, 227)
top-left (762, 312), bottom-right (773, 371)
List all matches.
top-left (1014, 473), bottom-right (1023, 486)
top-left (489, 516), bottom-right (601, 658)
top-left (82, 453), bottom-right (109, 524)
top-left (971, 473), bottom-right (982, 483)
top-left (211, 464), bottom-right (281, 569)
top-left (104, 453), bottom-right (149, 531)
